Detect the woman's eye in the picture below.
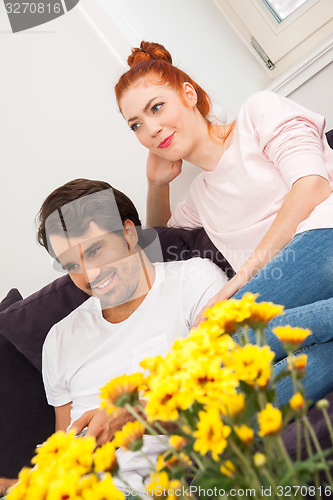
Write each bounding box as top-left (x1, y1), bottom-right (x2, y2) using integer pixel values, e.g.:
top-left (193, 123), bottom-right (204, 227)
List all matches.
top-left (152, 103), bottom-right (163, 113)
top-left (130, 123), bottom-right (140, 132)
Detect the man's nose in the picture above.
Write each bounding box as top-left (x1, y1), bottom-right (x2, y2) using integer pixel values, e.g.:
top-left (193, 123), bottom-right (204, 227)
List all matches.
top-left (85, 266), bottom-right (102, 284)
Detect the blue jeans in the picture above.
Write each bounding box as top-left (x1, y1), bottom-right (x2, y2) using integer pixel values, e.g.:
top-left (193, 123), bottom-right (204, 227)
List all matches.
top-left (232, 229), bottom-right (333, 406)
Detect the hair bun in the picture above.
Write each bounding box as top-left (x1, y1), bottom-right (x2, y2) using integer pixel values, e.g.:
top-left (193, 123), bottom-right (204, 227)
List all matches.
top-left (127, 41), bottom-right (172, 68)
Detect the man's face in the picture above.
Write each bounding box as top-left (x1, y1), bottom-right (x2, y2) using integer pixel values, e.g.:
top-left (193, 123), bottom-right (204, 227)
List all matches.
top-left (49, 222), bottom-right (144, 308)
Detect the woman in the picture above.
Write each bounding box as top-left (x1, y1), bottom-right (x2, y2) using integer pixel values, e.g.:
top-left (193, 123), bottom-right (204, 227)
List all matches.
top-left (114, 42), bottom-right (333, 405)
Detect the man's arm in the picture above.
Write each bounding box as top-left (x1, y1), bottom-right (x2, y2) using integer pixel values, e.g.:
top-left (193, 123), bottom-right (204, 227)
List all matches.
top-left (0, 478), bottom-right (17, 496)
top-left (55, 402), bottom-right (72, 431)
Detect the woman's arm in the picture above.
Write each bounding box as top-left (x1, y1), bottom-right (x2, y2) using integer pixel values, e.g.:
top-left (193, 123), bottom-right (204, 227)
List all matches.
top-left (194, 174), bottom-right (332, 325)
top-left (146, 151), bottom-right (182, 227)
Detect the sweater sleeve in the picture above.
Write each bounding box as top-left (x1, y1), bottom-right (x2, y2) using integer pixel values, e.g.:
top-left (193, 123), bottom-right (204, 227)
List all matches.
top-left (247, 91), bottom-right (329, 188)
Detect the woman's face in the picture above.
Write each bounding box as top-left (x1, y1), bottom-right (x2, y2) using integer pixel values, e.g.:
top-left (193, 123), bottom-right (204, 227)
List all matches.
top-left (119, 79), bottom-right (200, 162)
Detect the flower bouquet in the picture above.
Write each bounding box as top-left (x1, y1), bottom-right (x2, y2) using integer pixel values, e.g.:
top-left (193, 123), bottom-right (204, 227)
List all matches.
top-left (6, 293), bottom-right (333, 500)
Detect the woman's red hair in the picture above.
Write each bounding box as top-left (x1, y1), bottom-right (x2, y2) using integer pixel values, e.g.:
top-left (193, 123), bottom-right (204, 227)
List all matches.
top-left (115, 41), bottom-right (212, 121)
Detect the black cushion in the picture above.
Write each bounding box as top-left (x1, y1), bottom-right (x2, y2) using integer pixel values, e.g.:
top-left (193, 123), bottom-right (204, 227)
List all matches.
top-left (0, 290), bottom-right (55, 478)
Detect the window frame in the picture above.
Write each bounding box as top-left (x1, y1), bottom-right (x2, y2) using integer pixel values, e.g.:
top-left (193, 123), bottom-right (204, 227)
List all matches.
top-left (213, 0), bottom-right (333, 76)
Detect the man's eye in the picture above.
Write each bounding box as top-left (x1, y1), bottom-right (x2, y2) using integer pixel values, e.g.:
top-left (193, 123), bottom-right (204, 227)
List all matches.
top-left (88, 247), bottom-right (101, 258)
top-left (152, 103), bottom-right (163, 113)
top-left (130, 123), bottom-right (140, 132)
top-left (64, 264), bottom-right (78, 272)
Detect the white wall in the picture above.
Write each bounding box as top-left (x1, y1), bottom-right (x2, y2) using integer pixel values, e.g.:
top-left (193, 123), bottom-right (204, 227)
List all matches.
top-left (0, 0), bottom-right (332, 299)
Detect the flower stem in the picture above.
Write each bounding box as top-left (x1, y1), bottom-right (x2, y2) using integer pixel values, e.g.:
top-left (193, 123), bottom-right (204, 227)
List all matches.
top-left (302, 415), bottom-right (333, 484)
top-left (124, 404), bottom-right (198, 474)
top-left (322, 408), bottom-right (333, 447)
top-left (228, 440), bottom-right (262, 493)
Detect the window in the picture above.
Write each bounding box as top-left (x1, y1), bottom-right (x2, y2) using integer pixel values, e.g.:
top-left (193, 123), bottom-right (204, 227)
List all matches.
top-left (213, 0), bottom-right (333, 75)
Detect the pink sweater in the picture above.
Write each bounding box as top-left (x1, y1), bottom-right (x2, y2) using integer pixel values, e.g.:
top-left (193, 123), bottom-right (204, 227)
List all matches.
top-left (168, 91), bottom-right (333, 272)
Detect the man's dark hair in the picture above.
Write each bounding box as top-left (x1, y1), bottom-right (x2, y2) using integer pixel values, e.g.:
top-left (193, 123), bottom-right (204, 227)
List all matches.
top-left (37, 178), bottom-right (144, 256)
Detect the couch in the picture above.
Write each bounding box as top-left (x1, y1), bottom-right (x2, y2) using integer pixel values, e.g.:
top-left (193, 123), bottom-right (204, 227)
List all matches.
top-left (1, 130), bottom-right (333, 478)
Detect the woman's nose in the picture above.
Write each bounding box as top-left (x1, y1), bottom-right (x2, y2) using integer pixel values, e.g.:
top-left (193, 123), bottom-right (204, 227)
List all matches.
top-left (147, 119), bottom-right (162, 137)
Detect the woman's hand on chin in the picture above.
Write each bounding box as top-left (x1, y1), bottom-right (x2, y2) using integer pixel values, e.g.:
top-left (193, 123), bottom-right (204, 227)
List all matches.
top-left (193, 274), bottom-right (248, 328)
top-left (146, 151), bottom-right (182, 186)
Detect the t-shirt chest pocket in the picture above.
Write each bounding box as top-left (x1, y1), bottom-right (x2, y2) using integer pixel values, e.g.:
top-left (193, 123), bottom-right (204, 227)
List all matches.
top-left (131, 333), bottom-right (169, 372)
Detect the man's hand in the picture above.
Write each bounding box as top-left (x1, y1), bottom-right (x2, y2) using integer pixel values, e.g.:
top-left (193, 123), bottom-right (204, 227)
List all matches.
top-left (0, 478), bottom-right (17, 496)
top-left (69, 407), bottom-right (140, 447)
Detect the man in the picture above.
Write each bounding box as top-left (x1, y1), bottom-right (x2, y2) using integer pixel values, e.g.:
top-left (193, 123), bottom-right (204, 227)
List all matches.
top-left (37, 178), bottom-right (228, 491)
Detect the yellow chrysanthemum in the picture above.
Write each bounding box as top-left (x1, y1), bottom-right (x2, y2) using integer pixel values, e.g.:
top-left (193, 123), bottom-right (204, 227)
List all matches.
top-left (93, 442), bottom-right (118, 473)
top-left (81, 473), bottom-right (124, 500)
top-left (254, 452), bottom-right (267, 468)
top-left (193, 407), bottom-right (231, 461)
top-left (289, 392), bottom-right (306, 411)
top-left (288, 354), bottom-right (307, 372)
top-left (258, 403), bottom-right (283, 437)
top-left (145, 377), bottom-right (194, 421)
top-left (273, 326), bottom-right (312, 350)
top-left (234, 424), bottom-right (254, 444)
top-left (61, 436), bottom-right (96, 476)
top-left (31, 430), bottom-right (77, 466)
top-left (146, 472), bottom-right (182, 500)
top-left (204, 293), bottom-right (284, 333)
top-left (219, 392), bottom-right (245, 417)
top-left (157, 451), bottom-right (192, 471)
top-left (169, 435), bottom-right (188, 451)
top-left (100, 373), bottom-right (144, 413)
top-left (113, 421), bottom-right (145, 451)
top-left (44, 470), bottom-right (81, 500)
top-left (223, 344), bottom-right (274, 389)
top-left (220, 459), bottom-right (236, 477)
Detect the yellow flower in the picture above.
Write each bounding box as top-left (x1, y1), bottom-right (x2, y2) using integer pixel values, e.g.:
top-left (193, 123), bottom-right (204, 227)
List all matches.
top-left (289, 392), bottom-right (306, 411)
top-left (169, 435), bottom-right (188, 451)
top-left (100, 373), bottom-right (144, 413)
top-left (62, 436), bottom-right (96, 476)
top-left (273, 326), bottom-right (312, 350)
top-left (204, 293), bottom-right (257, 333)
top-left (288, 354), bottom-right (307, 375)
top-left (193, 407), bottom-right (231, 461)
top-left (31, 430), bottom-right (77, 466)
top-left (145, 378), bottom-right (193, 421)
top-left (220, 460), bottom-right (236, 477)
top-left (146, 472), bottom-right (182, 499)
top-left (113, 421), bottom-right (145, 451)
top-left (254, 452), bottom-right (267, 468)
top-left (234, 424), bottom-right (254, 444)
top-left (219, 392), bottom-right (245, 418)
top-left (81, 473), bottom-right (124, 500)
top-left (204, 293), bottom-right (284, 333)
top-left (258, 403), bottom-right (283, 437)
top-left (157, 451), bottom-right (192, 471)
top-left (93, 442), bottom-right (118, 473)
top-left (224, 345), bottom-right (274, 389)
top-left (45, 470), bottom-right (81, 500)
top-left (247, 301), bottom-right (284, 326)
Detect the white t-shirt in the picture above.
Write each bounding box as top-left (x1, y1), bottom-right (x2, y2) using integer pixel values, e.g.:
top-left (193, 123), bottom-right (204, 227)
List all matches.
top-left (42, 258), bottom-right (227, 424)
top-left (42, 258), bottom-right (227, 493)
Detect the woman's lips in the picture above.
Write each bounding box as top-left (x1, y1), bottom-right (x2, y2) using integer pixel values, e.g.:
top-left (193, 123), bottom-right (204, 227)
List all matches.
top-left (158, 133), bottom-right (174, 149)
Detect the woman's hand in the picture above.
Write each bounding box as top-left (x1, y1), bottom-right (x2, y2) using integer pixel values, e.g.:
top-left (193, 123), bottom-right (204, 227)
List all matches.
top-left (193, 273), bottom-right (248, 328)
top-left (146, 151), bottom-right (182, 186)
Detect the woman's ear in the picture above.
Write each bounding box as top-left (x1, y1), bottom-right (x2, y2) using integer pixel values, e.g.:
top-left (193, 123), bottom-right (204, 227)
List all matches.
top-left (182, 82), bottom-right (198, 108)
